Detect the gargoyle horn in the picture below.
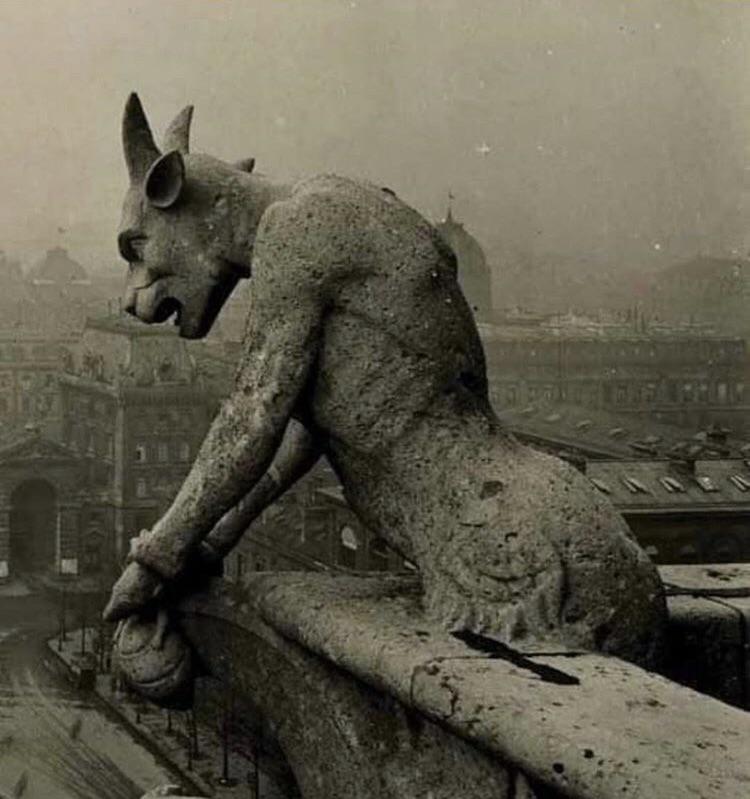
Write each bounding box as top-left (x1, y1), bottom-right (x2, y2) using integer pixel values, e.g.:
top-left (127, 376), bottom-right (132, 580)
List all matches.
top-left (163, 104), bottom-right (194, 155)
top-left (123, 93), bottom-right (161, 183)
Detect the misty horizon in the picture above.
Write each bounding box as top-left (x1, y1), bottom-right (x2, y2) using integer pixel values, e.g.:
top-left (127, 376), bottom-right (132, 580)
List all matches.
top-left (0, 0), bottom-right (747, 285)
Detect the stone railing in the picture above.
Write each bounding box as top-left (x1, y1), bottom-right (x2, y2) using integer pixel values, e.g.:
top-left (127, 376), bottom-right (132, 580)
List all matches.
top-left (167, 566), bottom-right (750, 799)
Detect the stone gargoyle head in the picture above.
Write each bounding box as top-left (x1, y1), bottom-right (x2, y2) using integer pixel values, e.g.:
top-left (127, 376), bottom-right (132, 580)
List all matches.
top-left (118, 93), bottom-right (270, 339)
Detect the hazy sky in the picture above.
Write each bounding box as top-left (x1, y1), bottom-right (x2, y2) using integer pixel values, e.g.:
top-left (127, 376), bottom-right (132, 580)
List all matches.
top-left (0, 0), bottom-right (747, 272)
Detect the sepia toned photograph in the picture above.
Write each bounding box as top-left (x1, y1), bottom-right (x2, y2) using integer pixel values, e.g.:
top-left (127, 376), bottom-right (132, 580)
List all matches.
top-left (0, 2), bottom-right (748, 797)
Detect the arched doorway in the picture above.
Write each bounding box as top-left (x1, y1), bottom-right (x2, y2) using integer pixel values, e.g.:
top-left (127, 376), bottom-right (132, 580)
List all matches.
top-left (10, 480), bottom-right (57, 573)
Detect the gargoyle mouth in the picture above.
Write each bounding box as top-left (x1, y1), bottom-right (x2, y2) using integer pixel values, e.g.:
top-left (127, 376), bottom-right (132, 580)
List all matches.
top-left (153, 296), bottom-right (183, 325)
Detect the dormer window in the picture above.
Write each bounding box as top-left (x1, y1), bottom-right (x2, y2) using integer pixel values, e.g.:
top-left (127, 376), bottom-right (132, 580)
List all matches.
top-left (660, 476), bottom-right (685, 493)
top-left (729, 474), bottom-right (750, 492)
top-left (622, 476), bottom-right (649, 494)
top-left (696, 475), bottom-right (718, 493)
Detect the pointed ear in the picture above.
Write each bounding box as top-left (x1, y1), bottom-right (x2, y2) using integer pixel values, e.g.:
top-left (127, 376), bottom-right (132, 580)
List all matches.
top-left (163, 105), bottom-right (194, 154)
top-left (145, 151), bottom-right (185, 209)
top-left (234, 157), bottom-right (255, 173)
top-left (123, 93), bottom-right (161, 182)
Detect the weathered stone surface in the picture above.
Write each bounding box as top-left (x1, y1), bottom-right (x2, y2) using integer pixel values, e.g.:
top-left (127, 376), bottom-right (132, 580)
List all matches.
top-left (659, 564), bottom-right (750, 709)
top-left (665, 595), bottom-right (744, 707)
top-left (661, 563), bottom-right (750, 597)
top-left (412, 653), bottom-right (750, 799)
top-left (106, 94), bottom-right (665, 670)
top-left (177, 574), bottom-right (750, 799)
top-left (114, 609), bottom-right (194, 709)
top-left (178, 581), bottom-right (519, 799)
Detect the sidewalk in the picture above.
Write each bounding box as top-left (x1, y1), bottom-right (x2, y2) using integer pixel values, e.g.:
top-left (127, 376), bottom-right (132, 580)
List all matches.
top-left (47, 629), bottom-right (261, 798)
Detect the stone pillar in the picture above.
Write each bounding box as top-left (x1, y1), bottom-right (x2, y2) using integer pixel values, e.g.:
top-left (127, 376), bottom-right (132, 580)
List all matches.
top-left (0, 488), bottom-right (9, 581)
top-left (57, 503), bottom-right (80, 576)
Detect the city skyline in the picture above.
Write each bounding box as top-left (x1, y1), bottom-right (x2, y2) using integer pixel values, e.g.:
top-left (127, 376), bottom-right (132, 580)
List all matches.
top-left (0, 0), bottom-right (747, 280)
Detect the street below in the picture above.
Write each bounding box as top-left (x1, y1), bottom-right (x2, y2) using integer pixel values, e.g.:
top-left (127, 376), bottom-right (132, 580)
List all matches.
top-left (0, 584), bottom-right (181, 799)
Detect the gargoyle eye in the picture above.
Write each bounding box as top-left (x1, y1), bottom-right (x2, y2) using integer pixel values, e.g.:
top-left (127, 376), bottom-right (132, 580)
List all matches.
top-left (118, 230), bottom-right (147, 263)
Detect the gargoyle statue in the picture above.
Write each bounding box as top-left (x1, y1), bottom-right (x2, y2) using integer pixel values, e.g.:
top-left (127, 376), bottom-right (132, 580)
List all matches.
top-left (105, 94), bottom-right (666, 666)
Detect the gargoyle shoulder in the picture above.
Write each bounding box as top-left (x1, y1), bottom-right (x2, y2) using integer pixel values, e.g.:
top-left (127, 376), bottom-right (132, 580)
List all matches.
top-left (253, 178), bottom-right (364, 284)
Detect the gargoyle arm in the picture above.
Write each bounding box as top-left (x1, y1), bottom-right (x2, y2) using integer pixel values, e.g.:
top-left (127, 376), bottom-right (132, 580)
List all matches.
top-left (198, 418), bottom-right (320, 564)
top-left (129, 199), bottom-right (330, 580)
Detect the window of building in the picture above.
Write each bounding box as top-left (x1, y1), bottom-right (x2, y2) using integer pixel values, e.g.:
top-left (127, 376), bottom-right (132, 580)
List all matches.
top-left (135, 478), bottom-right (148, 498)
top-left (338, 525), bottom-right (359, 570)
top-left (157, 441), bottom-right (169, 463)
top-left (695, 475), bottom-right (718, 493)
top-left (729, 474), bottom-right (750, 492)
top-left (660, 476), bottom-right (685, 493)
top-left (81, 531), bottom-right (104, 574)
top-left (235, 553), bottom-right (245, 579)
top-left (642, 383), bottom-right (657, 403)
top-left (736, 383), bottom-right (745, 402)
top-left (622, 476), bottom-right (649, 494)
top-left (134, 443), bottom-right (147, 463)
top-left (178, 441), bottom-right (191, 462)
top-left (717, 382), bottom-right (728, 404)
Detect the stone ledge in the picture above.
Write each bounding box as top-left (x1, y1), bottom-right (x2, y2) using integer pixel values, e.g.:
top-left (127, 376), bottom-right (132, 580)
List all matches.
top-left (661, 563), bottom-right (750, 709)
top-left (661, 563), bottom-right (750, 597)
top-left (178, 572), bottom-right (750, 799)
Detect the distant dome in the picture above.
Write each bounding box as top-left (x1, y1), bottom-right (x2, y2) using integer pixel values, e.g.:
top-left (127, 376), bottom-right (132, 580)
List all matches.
top-left (435, 207), bottom-right (491, 319)
top-left (29, 247), bottom-right (89, 285)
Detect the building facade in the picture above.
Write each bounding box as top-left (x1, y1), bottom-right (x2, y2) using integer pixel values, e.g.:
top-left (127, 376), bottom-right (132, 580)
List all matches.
top-left (0, 331), bottom-right (76, 438)
top-left (58, 315), bottom-right (217, 568)
top-left (482, 317), bottom-right (749, 432)
top-left (0, 428), bottom-right (112, 579)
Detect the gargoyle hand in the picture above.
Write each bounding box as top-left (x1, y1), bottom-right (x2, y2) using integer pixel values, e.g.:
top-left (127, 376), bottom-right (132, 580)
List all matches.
top-left (103, 559), bottom-right (163, 622)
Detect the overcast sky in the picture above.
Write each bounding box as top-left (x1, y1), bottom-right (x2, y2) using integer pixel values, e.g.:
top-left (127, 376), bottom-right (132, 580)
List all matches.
top-left (0, 0), bottom-right (747, 272)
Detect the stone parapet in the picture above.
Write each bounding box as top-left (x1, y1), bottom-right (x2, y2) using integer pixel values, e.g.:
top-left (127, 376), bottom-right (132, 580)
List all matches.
top-left (175, 572), bottom-right (750, 799)
top-left (662, 563), bottom-right (750, 709)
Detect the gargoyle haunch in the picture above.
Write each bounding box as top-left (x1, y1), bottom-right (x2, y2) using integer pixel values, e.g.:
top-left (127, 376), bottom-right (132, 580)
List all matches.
top-left (105, 94), bottom-right (666, 666)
